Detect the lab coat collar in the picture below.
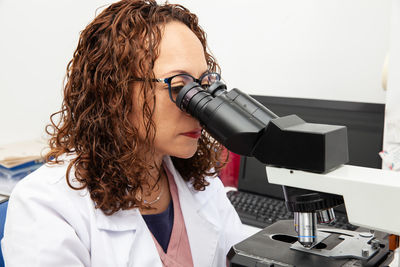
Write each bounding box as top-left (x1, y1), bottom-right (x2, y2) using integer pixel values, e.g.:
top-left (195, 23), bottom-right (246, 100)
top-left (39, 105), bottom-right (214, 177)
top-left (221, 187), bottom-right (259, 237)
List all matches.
top-left (163, 156), bottom-right (218, 211)
top-left (94, 205), bottom-right (141, 231)
top-left (49, 154), bottom-right (140, 232)
top-left (164, 156), bottom-right (220, 267)
top-left (58, 154), bottom-right (140, 232)
top-left (92, 156), bottom-right (214, 232)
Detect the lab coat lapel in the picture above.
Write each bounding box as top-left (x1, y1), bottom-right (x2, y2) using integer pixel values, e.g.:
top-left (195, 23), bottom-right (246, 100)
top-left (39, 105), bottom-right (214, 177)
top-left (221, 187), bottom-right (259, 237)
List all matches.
top-left (127, 218), bottom-right (162, 267)
top-left (94, 206), bottom-right (162, 267)
top-left (94, 206), bottom-right (139, 231)
top-left (180, 189), bottom-right (219, 267)
top-left (164, 157), bottom-right (220, 267)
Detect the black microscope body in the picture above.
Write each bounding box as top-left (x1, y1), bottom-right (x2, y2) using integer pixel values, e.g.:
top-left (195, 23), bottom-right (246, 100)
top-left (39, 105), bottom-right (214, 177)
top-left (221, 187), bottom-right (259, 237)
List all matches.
top-left (175, 81), bottom-right (393, 266)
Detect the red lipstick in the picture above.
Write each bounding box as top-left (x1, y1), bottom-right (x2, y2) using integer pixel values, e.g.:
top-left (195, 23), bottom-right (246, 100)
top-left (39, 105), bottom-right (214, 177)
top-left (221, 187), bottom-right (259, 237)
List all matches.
top-left (181, 129), bottom-right (202, 139)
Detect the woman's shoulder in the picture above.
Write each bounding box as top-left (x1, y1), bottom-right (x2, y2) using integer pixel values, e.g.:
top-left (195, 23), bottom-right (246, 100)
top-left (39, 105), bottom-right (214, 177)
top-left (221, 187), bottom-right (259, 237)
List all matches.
top-left (10, 158), bottom-right (90, 207)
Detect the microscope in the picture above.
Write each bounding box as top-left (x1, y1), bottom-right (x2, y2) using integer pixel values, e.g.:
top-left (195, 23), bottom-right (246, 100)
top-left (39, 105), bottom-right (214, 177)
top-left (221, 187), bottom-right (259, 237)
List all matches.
top-left (174, 81), bottom-right (398, 266)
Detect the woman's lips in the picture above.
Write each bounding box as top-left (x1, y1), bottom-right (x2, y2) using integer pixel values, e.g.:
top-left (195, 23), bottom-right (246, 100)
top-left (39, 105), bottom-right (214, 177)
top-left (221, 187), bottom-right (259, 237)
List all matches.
top-left (181, 129), bottom-right (202, 139)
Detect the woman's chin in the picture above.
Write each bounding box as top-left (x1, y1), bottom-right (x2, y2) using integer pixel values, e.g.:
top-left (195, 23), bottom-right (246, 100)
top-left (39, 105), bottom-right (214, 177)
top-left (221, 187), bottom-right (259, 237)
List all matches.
top-left (170, 146), bottom-right (198, 159)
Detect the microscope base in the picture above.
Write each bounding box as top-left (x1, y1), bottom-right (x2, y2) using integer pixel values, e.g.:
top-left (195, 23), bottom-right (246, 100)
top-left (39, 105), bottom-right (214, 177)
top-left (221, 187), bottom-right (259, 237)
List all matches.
top-left (228, 220), bottom-right (393, 267)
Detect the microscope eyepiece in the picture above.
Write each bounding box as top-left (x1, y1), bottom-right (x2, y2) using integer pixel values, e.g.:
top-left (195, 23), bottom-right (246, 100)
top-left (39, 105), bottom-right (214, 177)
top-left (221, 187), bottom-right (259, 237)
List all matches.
top-left (175, 81), bottom-right (349, 249)
top-left (176, 82), bottom-right (205, 112)
top-left (206, 80), bottom-right (227, 97)
top-left (175, 81), bottom-right (269, 155)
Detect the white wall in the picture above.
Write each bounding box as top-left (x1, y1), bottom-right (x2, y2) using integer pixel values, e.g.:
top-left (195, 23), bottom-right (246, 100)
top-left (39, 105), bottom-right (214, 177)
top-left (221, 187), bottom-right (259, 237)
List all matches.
top-left (0, 0), bottom-right (112, 145)
top-left (180, 0), bottom-right (391, 102)
top-left (0, 0), bottom-right (392, 146)
top-left (382, 0), bottom-right (400, 170)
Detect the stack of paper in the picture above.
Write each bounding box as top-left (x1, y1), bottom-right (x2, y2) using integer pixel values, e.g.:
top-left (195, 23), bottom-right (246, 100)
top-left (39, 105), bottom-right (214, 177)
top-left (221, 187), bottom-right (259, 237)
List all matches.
top-left (0, 139), bottom-right (48, 195)
top-left (0, 139), bottom-right (48, 168)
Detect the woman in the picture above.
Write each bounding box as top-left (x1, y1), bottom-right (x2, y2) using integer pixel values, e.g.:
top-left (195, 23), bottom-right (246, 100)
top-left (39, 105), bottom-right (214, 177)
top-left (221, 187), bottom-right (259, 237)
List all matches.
top-left (1, 0), bottom-right (246, 266)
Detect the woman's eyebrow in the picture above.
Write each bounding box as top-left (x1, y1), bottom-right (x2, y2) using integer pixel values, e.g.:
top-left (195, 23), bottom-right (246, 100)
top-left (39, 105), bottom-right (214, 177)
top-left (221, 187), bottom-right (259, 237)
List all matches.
top-left (161, 70), bottom-right (189, 77)
top-left (161, 69), bottom-right (209, 78)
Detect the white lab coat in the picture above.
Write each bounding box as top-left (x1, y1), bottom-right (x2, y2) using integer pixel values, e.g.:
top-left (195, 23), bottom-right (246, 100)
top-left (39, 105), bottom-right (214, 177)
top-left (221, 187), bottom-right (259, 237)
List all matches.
top-left (1, 156), bottom-right (246, 267)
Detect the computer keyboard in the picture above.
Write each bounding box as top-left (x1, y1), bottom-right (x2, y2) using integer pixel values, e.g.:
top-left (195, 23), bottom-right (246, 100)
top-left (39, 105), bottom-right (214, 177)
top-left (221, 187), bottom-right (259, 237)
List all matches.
top-left (227, 190), bottom-right (358, 231)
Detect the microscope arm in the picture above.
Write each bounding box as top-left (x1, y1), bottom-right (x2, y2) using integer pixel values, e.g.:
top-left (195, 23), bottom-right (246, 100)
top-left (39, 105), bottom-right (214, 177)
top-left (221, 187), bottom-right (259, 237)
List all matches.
top-left (266, 165), bottom-right (400, 235)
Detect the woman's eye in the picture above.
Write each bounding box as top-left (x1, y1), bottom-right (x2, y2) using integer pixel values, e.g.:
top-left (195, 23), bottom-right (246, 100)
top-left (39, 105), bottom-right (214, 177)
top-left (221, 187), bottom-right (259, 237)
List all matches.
top-left (201, 83), bottom-right (210, 89)
top-left (170, 86), bottom-right (183, 93)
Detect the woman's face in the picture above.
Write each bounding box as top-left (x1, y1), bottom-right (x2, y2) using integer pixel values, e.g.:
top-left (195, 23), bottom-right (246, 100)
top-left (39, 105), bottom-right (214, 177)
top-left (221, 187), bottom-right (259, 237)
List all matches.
top-left (131, 21), bottom-right (207, 161)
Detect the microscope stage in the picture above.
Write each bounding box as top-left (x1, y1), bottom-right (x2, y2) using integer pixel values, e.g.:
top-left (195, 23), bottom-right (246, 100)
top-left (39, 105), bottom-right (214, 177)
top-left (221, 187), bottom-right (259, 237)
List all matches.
top-left (228, 220), bottom-right (393, 267)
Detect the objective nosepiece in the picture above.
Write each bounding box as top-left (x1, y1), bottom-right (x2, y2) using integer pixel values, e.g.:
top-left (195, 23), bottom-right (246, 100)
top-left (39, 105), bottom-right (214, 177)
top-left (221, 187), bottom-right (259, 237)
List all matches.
top-left (317, 208), bottom-right (336, 224)
top-left (294, 212), bottom-right (318, 248)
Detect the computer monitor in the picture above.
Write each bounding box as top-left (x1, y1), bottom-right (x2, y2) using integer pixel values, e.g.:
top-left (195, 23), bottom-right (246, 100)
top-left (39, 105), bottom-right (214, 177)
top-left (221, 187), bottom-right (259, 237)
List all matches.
top-left (238, 95), bottom-right (385, 204)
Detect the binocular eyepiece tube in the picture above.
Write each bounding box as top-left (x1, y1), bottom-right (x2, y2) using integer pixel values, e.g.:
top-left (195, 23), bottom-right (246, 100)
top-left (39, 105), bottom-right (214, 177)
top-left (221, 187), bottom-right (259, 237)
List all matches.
top-left (175, 80), bottom-right (347, 249)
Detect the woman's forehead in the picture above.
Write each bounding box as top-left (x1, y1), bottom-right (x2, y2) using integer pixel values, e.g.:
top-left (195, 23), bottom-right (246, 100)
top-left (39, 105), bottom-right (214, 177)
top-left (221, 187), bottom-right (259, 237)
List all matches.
top-left (153, 21), bottom-right (207, 78)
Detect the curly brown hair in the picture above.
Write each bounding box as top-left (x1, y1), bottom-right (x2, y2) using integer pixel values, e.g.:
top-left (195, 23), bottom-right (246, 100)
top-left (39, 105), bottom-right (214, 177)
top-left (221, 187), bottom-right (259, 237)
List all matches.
top-left (46, 0), bottom-right (227, 215)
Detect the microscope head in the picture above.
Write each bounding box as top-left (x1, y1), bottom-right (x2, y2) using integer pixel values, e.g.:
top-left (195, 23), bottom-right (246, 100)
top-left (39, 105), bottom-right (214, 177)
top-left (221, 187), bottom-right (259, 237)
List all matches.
top-left (175, 81), bottom-right (349, 248)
